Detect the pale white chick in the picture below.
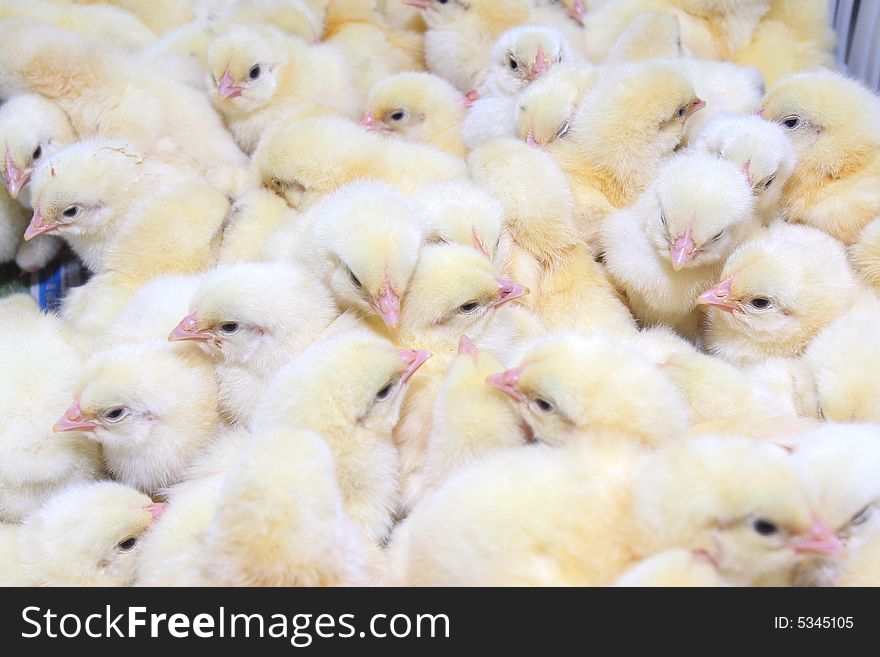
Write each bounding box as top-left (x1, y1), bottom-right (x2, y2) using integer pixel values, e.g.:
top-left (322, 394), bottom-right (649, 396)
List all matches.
top-left (169, 261), bottom-right (339, 426)
top-left (54, 341), bottom-right (220, 496)
top-left (0, 298), bottom-right (102, 522)
top-left (602, 151), bottom-right (756, 339)
top-left (696, 113), bottom-right (796, 225)
top-left (254, 329), bottom-right (432, 544)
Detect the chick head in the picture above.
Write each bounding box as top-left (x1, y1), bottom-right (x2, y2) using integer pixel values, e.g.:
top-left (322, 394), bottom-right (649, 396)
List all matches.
top-left (697, 114), bottom-right (796, 216)
top-left (417, 180), bottom-right (506, 265)
top-left (400, 243), bottom-right (528, 344)
top-left (698, 223), bottom-right (856, 359)
top-left (207, 25), bottom-right (287, 115)
top-left (636, 437), bottom-right (843, 586)
top-left (0, 94), bottom-right (75, 201)
top-left (257, 329), bottom-right (431, 438)
top-left (485, 25), bottom-right (574, 96)
top-left (403, 0), bottom-right (474, 25)
top-left (20, 481), bottom-right (162, 586)
top-left (56, 342), bottom-right (218, 455)
top-left (761, 71), bottom-right (880, 178)
top-left (362, 72), bottom-right (466, 141)
top-left (24, 140), bottom-right (144, 242)
top-left (514, 63), bottom-right (595, 149)
top-left (488, 332), bottom-right (689, 447)
top-left (645, 151), bottom-right (755, 271)
top-left (170, 261), bottom-right (336, 366)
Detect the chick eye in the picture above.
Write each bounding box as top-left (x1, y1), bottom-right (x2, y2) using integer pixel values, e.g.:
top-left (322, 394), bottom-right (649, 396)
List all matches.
top-left (117, 537), bottom-right (137, 551)
top-left (763, 173), bottom-right (776, 189)
top-left (676, 104), bottom-right (688, 118)
top-left (388, 109), bottom-right (407, 122)
top-left (749, 297), bottom-right (771, 310)
top-left (270, 177), bottom-right (285, 191)
top-left (554, 120), bottom-right (570, 140)
top-left (851, 505), bottom-right (873, 527)
top-left (458, 301), bottom-right (480, 314)
top-left (348, 268), bottom-right (362, 289)
top-left (753, 518), bottom-right (778, 536)
top-left (61, 205), bottom-right (81, 219)
top-left (781, 116), bottom-right (801, 129)
top-left (104, 407), bottom-right (128, 422)
top-left (219, 322), bottom-right (239, 334)
top-left (375, 382), bottom-right (395, 401)
top-left (712, 230), bottom-right (724, 242)
top-left (533, 398), bottom-right (555, 413)
top-left (32, 145), bottom-right (42, 161)
top-left (248, 64), bottom-right (261, 80)
top-left (509, 57), bottom-right (518, 71)
top-left (660, 211), bottom-right (667, 227)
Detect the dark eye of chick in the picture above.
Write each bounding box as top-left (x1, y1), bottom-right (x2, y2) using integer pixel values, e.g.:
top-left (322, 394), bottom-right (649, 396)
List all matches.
top-left (62, 205), bottom-right (80, 218)
top-left (676, 105), bottom-right (688, 118)
top-left (534, 398), bottom-right (555, 412)
top-left (458, 301), bottom-right (480, 314)
top-left (248, 65), bottom-right (261, 80)
top-left (749, 297), bottom-right (771, 310)
top-left (117, 537), bottom-right (137, 551)
top-left (555, 121), bottom-right (570, 140)
top-left (32, 145), bottom-right (42, 160)
top-left (764, 173), bottom-right (776, 189)
top-left (105, 407), bottom-right (127, 422)
top-left (851, 505), bottom-right (873, 527)
top-left (389, 110), bottom-right (406, 122)
top-left (660, 211), bottom-right (667, 227)
top-left (375, 382), bottom-right (394, 401)
top-left (712, 230), bottom-right (724, 242)
top-left (753, 519), bottom-right (778, 536)
top-left (509, 58), bottom-right (518, 71)
top-left (219, 322), bottom-right (239, 334)
top-left (782, 116), bottom-right (801, 129)
top-left (348, 268), bottom-right (362, 289)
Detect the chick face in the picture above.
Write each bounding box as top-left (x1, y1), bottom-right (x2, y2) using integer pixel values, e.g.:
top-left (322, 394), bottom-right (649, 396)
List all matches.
top-left (20, 481), bottom-right (162, 586)
top-left (645, 152), bottom-right (755, 271)
top-left (0, 94), bottom-right (76, 201)
top-left (488, 333), bottom-right (689, 446)
top-left (514, 64), bottom-right (587, 149)
top-left (403, 0), bottom-right (469, 25)
top-left (23, 141), bottom-right (143, 242)
top-left (485, 25), bottom-right (572, 97)
top-left (207, 26), bottom-right (283, 115)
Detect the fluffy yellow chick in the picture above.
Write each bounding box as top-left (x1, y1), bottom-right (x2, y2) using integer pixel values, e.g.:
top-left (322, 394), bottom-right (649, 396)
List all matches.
top-left (615, 549), bottom-right (726, 586)
top-left (252, 115), bottom-right (467, 211)
top-left (206, 24), bottom-right (359, 152)
top-left (0, 300), bottom-right (102, 522)
top-left (169, 261), bottom-right (338, 426)
top-left (531, 0), bottom-right (590, 57)
top-left (760, 71), bottom-right (880, 244)
top-left (0, 20), bottom-right (248, 194)
top-left (699, 222), bottom-right (861, 366)
top-left (55, 341), bottom-right (220, 496)
top-left (803, 299), bottom-right (880, 424)
top-left (216, 187), bottom-right (295, 265)
top-left (362, 72), bottom-right (468, 157)
top-left (696, 113), bottom-right (796, 225)
top-left (412, 0), bottom-right (534, 93)
top-left (791, 423), bottom-right (880, 586)
top-left (63, 0), bottom-right (196, 35)
top-left (254, 329), bottom-right (431, 543)
top-left (602, 151), bottom-right (756, 339)
top-left (11, 481), bottom-right (162, 586)
top-left (186, 428), bottom-right (386, 586)
top-left (852, 218), bottom-right (880, 293)
top-left (605, 11), bottom-right (683, 62)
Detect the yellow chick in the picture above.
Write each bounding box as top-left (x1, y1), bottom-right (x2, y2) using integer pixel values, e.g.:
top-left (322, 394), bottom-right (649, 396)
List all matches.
top-left (760, 71), bottom-right (880, 244)
top-left (699, 222), bottom-right (861, 366)
top-left (67, 0), bottom-right (196, 35)
top-left (186, 428), bottom-right (386, 586)
top-left (852, 218), bottom-right (880, 293)
top-left (362, 72), bottom-right (468, 157)
top-left (488, 332), bottom-right (690, 448)
top-left (531, 0), bottom-right (590, 57)
top-left (837, 526), bottom-right (880, 587)
top-left (216, 187), bottom-right (296, 265)
top-left (252, 115), bottom-right (467, 211)
top-left (254, 329), bottom-right (431, 544)
top-left (55, 341), bottom-right (220, 496)
top-left (0, 299), bottom-right (102, 522)
top-left (605, 11), bottom-right (684, 62)
top-left (206, 24), bottom-right (359, 152)
top-left (12, 481), bottom-right (162, 586)
top-left (615, 549), bottom-right (726, 586)
top-left (169, 261), bottom-right (339, 426)
top-left (696, 113), bottom-right (797, 225)
top-left (602, 151), bottom-right (756, 340)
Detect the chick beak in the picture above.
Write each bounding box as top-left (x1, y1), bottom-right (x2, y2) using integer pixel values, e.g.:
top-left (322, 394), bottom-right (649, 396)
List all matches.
top-left (569, 0), bottom-right (586, 25)
top-left (686, 97), bottom-right (706, 116)
top-left (527, 45), bottom-right (550, 82)
top-left (493, 277), bottom-right (529, 307)
top-left (402, 0), bottom-right (429, 9)
top-left (168, 310), bottom-right (213, 343)
top-left (487, 367), bottom-right (527, 403)
top-left (789, 516), bottom-right (845, 557)
top-left (4, 151), bottom-right (30, 198)
top-left (458, 334), bottom-right (479, 358)
top-left (461, 90), bottom-right (479, 108)
top-left (472, 228), bottom-right (490, 257)
top-left (526, 125), bottom-right (540, 148)
top-left (756, 108), bottom-right (765, 119)
top-left (218, 68), bottom-right (243, 100)
top-left (670, 225), bottom-right (696, 271)
top-left (374, 285), bottom-right (401, 329)
top-left (146, 502), bottom-right (167, 523)
top-left (53, 400), bottom-right (97, 433)
top-left (23, 206), bottom-right (57, 241)
top-left (399, 348), bottom-right (431, 383)
top-left (360, 111), bottom-right (383, 132)
top-left (696, 278), bottom-right (739, 313)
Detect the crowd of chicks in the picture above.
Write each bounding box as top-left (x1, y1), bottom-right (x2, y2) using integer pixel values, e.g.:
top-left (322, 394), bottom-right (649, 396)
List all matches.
top-left (0, 0), bottom-right (878, 588)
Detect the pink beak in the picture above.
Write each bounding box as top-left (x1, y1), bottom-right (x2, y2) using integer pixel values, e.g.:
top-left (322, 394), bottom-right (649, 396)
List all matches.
top-left (790, 516), bottom-right (845, 557)
top-left (569, 0), bottom-right (586, 25)
top-left (168, 310), bottom-right (213, 343)
top-left (472, 228), bottom-right (490, 257)
top-left (402, 0), bottom-right (429, 9)
top-left (670, 224), bottom-right (696, 271)
top-left (4, 151), bottom-right (30, 198)
top-left (218, 68), bottom-right (242, 100)
top-left (696, 278), bottom-right (738, 313)
top-left (756, 108), bottom-right (765, 119)
top-left (374, 285), bottom-right (401, 329)
top-left (493, 277), bottom-right (529, 307)
top-left (527, 45), bottom-right (551, 81)
top-left (53, 400), bottom-right (97, 433)
top-left (147, 502), bottom-right (167, 523)
top-left (360, 111), bottom-right (385, 132)
top-left (487, 367), bottom-right (526, 403)
top-left (526, 125), bottom-right (540, 148)
top-left (399, 348), bottom-right (431, 383)
top-left (458, 334), bottom-right (478, 358)
top-left (687, 97), bottom-right (706, 116)
top-left (461, 90), bottom-right (479, 108)
top-left (23, 206), bottom-right (58, 241)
